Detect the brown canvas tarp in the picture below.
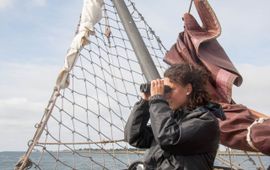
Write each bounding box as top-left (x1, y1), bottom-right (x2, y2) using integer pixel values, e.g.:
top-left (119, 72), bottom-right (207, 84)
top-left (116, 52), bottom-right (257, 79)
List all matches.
top-left (164, 0), bottom-right (270, 155)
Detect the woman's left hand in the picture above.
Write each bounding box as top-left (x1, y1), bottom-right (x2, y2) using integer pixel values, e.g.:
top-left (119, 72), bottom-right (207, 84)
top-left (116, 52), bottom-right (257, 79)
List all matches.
top-left (150, 79), bottom-right (164, 97)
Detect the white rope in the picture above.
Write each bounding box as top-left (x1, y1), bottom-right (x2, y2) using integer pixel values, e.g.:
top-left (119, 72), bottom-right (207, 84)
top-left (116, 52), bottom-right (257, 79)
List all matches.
top-left (246, 118), bottom-right (269, 151)
top-left (188, 0), bottom-right (194, 14)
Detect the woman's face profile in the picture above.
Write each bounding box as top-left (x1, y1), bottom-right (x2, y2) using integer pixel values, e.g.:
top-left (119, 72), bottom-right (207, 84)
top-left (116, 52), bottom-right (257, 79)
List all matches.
top-left (164, 77), bottom-right (191, 111)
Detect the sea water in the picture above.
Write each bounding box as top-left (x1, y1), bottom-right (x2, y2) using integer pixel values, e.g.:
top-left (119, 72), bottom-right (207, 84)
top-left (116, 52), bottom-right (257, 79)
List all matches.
top-left (1, 151), bottom-right (142, 170)
top-left (1, 151), bottom-right (269, 170)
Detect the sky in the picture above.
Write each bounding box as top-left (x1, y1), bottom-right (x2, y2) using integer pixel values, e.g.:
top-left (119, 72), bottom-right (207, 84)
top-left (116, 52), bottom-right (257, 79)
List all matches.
top-left (0, 0), bottom-right (270, 151)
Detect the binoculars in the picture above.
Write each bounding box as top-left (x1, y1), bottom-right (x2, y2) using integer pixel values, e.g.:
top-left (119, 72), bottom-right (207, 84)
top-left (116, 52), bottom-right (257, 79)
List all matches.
top-left (140, 83), bottom-right (172, 94)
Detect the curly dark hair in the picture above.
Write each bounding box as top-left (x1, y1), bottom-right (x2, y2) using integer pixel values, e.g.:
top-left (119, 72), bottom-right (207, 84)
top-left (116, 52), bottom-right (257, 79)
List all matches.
top-left (164, 63), bottom-right (210, 110)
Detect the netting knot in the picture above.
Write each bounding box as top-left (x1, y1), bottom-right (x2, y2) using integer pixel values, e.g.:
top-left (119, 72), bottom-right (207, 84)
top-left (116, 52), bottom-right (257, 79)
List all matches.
top-left (27, 140), bottom-right (33, 147)
top-left (55, 90), bottom-right (60, 97)
top-left (105, 27), bottom-right (111, 39)
top-left (44, 108), bottom-right (49, 113)
top-left (14, 155), bottom-right (33, 170)
top-left (34, 123), bottom-right (41, 128)
top-left (54, 86), bottom-right (59, 91)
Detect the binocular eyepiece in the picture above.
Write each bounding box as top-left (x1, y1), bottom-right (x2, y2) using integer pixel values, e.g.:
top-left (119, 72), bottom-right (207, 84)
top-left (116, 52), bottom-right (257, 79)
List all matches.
top-left (140, 83), bottom-right (172, 94)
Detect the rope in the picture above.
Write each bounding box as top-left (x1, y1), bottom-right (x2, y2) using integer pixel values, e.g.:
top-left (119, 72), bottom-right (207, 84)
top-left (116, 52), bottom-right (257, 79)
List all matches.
top-left (215, 155), bottom-right (242, 170)
top-left (17, 87), bottom-right (60, 170)
top-left (228, 148), bottom-right (233, 169)
top-left (37, 139), bottom-right (124, 145)
top-left (188, 0), bottom-right (194, 14)
top-left (14, 156), bottom-right (33, 170)
top-left (246, 118), bottom-right (268, 151)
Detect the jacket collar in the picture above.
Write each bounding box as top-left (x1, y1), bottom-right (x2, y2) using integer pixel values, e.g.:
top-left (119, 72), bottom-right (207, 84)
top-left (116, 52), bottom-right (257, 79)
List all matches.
top-left (173, 102), bottom-right (226, 120)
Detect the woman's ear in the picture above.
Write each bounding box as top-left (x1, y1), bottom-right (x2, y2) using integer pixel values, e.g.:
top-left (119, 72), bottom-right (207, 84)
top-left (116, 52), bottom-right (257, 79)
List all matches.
top-left (186, 83), bottom-right (192, 95)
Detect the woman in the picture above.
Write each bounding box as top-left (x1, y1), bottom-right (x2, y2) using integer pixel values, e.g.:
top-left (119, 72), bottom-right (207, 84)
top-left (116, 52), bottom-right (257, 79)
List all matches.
top-left (124, 64), bottom-right (225, 170)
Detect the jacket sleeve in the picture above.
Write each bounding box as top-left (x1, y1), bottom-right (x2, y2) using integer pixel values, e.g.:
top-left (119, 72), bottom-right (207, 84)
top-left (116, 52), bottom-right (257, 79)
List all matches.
top-left (149, 95), bottom-right (219, 154)
top-left (124, 99), bottom-right (154, 148)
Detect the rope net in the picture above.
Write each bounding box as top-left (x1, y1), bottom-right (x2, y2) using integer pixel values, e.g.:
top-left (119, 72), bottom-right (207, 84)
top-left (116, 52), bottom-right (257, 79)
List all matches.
top-left (17, 1), bottom-right (166, 169)
top-left (16, 0), bottom-right (268, 170)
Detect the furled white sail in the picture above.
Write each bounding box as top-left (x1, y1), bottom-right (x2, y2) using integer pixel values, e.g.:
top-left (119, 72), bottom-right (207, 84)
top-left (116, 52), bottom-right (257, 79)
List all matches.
top-left (56, 0), bottom-right (104, 89)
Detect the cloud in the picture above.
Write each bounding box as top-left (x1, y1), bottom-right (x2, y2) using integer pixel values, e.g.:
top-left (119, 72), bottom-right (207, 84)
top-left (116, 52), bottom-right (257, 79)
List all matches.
top-left (0, 62), bottom-right (59, 151)
top-left (214, 2), bottom-right (270, 49)
top-left (233, 64), bottom-right (270, 115)
top-left (137, 0), bottom-right (270, 65)
top-left (31, 0), bottom-right (47, 6)
top-left (0, 97), bottom-right (42, 151)
top-left (0, 0), bottom-right (12, 9)
top-left (0, 0), bottom-right (47, 10)
top-left (0, 98), bottom-right (43, 120)
top-left (0, 62), bottom-right (60, 100)
top-left (22, 0), bottom-right (47, 7)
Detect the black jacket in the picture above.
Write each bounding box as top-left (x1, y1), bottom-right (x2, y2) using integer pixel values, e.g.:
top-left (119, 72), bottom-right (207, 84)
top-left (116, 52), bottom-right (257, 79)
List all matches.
top-left (124, 95), bottom-right (224, 170)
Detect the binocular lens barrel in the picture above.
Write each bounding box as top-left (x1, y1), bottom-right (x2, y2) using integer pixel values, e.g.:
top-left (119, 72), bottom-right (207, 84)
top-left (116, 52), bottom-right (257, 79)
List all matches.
top-left (140, 83), bottom-right (172, 94)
